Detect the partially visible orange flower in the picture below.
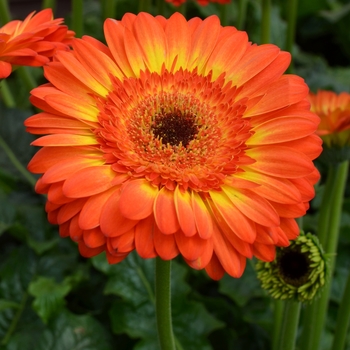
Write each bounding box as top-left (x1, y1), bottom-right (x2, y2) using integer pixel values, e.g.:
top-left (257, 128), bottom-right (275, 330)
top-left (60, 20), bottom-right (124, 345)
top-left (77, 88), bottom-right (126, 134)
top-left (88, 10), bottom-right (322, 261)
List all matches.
top-left (0, 8), bottom-right (75, 79)
top-left (309, 90), bottom-right (350, 148)
top-left (166, 0), bottom-right (230, 6)
top-left (25, 13), bottom-right (321, 280)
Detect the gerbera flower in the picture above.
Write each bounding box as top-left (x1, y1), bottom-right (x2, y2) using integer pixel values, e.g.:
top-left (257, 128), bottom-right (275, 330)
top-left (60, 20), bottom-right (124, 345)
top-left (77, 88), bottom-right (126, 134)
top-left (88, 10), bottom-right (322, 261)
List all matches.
top-left (25, 12), bottom-right (321, 280)
top-left (309, 90), bottom-right (350, 149)
top-left (256, 232), bottom-right (328, 302)
top-left (0, 8), bottom-right (75, 79)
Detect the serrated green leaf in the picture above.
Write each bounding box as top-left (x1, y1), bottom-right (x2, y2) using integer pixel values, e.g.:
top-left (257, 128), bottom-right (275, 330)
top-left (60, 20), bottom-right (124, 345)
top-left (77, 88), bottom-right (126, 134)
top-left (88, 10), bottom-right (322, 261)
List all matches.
top-left (219, 262), bottom-right (265, 307)
top-left (28, 277), bottom-right (71, 324)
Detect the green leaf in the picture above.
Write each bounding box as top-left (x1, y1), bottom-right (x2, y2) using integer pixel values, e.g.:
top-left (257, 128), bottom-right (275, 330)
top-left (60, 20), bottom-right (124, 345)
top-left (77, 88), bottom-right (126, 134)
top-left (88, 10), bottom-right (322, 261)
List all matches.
top-left (219, 262), bottom-right (265, 307)
top-left (28, 277), bottom-right (71, 324)
top-left (5, 310), bottom-right (113, 350)
top-left (0, 193), bottom-right (16, 236)
top-left (0, 299), bottom-right (20, 312)
top-left (101, 253), bottom-right (222, 349)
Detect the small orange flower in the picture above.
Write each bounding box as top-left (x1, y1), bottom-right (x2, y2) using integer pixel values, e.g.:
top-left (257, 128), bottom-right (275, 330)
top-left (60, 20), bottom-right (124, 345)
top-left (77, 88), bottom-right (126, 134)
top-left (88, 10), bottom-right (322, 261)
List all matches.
top-left (0, 9), bottom-right (75, 79)
top-left (26, 13), bottom-right (321, 280)
top-left (309, 90), bottom-right (350, 148)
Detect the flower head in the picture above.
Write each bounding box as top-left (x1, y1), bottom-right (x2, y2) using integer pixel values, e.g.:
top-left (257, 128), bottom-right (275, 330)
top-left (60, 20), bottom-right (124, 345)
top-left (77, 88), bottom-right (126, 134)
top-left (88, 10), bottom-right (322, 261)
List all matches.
top-left (26, 13), bottom-right (321, 280)
top-left (309, 90), bottom-right (350, 148)
top-left (256, 232), bottom-right (328, 302)
top-left (0, 9), bottom-right (75, 78)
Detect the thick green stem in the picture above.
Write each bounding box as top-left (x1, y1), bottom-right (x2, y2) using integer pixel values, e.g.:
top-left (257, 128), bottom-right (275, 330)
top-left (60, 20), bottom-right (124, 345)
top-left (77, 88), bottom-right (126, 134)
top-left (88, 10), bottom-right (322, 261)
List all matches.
top-left (331, 270), bottom-right (350, 350)
top-left (278, 300), bottom-right (301, 350)
top-left (272, 300), bottom-right (284, 350)
top-left (155, 258), bottom-right (176, 350)
top-left (101, 0), bottom-right (116, 20)
top-left (219, 4), bottom-right (228, 26)
top-left (1, 293), bottom-right (28, 346)
top-left (71, 0), bottom-right (83, 38)
top-left (0, 136), bottom-right (37, 187)
top-left (41, 0), bottom-right (56, 12)
top-left (286, 0), bottom-right (298, 73)
top-left (261, 0), bottom-right (271, 44)
top-left (16, 67), bottom-right (36, 92)
top-left (0, 80), bottom-right (16, 108)
top-left (237, 0), bottom-right (248, 30)
top-left (301, 161), bottom-right (349, 350)
top-left (0, 0), bottom-right (11, 24)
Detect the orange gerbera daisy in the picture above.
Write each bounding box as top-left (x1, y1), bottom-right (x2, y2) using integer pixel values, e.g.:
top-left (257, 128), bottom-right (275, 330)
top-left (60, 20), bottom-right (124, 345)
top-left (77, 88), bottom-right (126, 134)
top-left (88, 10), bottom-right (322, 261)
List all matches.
top-left (309, 90), bottom-right (350, 148)
top-left (25, 13), bottom-right (321, 280)
top-left (0, 8), bottom-right (74, 79)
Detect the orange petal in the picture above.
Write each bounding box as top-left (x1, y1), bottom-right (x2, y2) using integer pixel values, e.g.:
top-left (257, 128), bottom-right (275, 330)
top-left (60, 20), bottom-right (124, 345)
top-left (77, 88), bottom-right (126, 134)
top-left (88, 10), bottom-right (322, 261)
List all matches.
top-left (209, 189), bottom-right (257, 243)
top-left (174, 186), bottom-right (196, 237)
top-left (175, 231), bottom-right (206, 261)
top-left (108, 228), bottom-right (135, 253)
top-left (78, 240), bottom-right (105, 258)
top-left (57, 198), bottom-right (86, 224)
top-left (246, 145), bottom-right (315, 179)
top-left (134, 216), bottom-right (157, 259)
top-left (72, 39), bottom-right (123, 88)
top-left (63, 165), bottom-right (116, 198)
top-left (191, 191), bottom-right (213, 239)
top-left (100, 189), bottom-right (138, 237)
top-left (153, 228), bottom-right (179, 260)
top-left (31, 134), bottom-right (98, 147)
top-left (253, 242), bottom-right (276, 261)
top-left (69, 214), bottom-right (83, 242)
top-left (205, 253), bottom-right (225, 280)
top-left (185, 238), bottom-right (213, 270)
top-left (212, 221), bottom-right (245, 278)
top-left (133, 12), bottom-right (167, 73)
top-left (164, 12), bottom-right (190, 71)
top-left (154, 187), bottom-right (180, 234)
top-left (280, 218), bottom-right (299, 240)
top-left (79, 187), bottom-right (117, 230)
top-left (42, 157), bottom-right (104, 184)
top-left (119, 179), bottom-right (158, 220)
top-left (248, 116), bottom-right (318, 145)
top-left (83, 227), bottom-right (106, 248)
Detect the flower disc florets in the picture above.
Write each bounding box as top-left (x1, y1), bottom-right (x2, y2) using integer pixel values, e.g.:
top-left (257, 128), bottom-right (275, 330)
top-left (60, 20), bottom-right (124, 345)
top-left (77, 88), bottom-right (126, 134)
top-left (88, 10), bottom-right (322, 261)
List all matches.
top-left (256, 232), bottom-right (328, 302)
top-left (25, 12), bottom-right (322, 280)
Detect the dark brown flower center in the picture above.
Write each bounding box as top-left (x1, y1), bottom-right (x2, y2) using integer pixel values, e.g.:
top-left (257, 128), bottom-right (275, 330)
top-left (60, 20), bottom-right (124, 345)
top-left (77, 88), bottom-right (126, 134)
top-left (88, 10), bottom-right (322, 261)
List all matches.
top-left (152, 108), bottom-right (198, 147)
top-left (277, 248), bottom-right (311, 287)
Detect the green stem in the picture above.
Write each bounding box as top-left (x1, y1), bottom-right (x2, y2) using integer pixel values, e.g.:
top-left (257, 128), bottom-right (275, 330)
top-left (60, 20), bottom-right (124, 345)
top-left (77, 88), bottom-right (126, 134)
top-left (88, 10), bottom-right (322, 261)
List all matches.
top-left (278, 300), bottom-right (301, 350)
top-left (0, 80), bottom-right (16, 108)
top-left (272, 300), bottom-right (284, 350)
top-left (220, 4), bottom-right (228, 26)
top-left (316, 166), bottom-right (337, 246)
top-left (0, 0), bottom-right (11, 24)
top-left (41, 0), bottom-right (56, 12)
top-left (237, 0), bottom-right (248, 30)
top-left (16, 67), bottom-right (37, 92)
top-left (101, 0), bottom-right (116, 20)
top-left (155, 258), bottom-right (176, 350)
top-left (1, 292), bottom-right (28, 346)
top-left (0, 136), bottom-right (37, 187)
top-left (286, 0), bottom-right (298, 73)
top-left (71, 0), bottom-right (83, 38)
top-left (261, 0), bottom-right (271, 44)
top-left (301, 161), bottom-right (349, 350)
top-left (331, 270), bottom-right (350, 350)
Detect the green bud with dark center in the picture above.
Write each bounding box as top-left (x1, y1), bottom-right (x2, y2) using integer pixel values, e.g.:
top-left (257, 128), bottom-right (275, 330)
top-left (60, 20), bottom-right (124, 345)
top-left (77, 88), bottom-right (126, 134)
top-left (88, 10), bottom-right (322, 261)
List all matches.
top-left (256, 232), bottom-right (328, 302)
